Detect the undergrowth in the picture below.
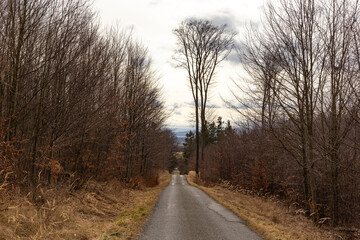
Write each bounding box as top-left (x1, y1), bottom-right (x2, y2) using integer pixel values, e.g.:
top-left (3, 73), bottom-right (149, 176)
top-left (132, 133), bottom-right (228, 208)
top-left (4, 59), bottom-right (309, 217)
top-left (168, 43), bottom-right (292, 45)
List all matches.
top-left (0, 172), bottom-right (170, 240)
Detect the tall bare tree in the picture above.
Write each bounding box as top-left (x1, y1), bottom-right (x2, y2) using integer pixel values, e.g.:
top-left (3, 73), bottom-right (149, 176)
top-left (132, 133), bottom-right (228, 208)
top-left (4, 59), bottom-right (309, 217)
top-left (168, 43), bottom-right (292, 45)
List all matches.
top-left (317, 0), bottom-right (360, 226)
top-left (173, 19), bottom-right (235, 175)
top-left (237, 0), bottom-right (325, 220)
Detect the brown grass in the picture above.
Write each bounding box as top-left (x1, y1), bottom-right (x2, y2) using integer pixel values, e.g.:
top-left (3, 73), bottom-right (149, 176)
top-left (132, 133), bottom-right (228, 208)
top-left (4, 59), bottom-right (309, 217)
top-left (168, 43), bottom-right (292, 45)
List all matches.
top-left (0, 173), bottom-right (170, 240)
top-left (186, 171), bottom-right (351, 240)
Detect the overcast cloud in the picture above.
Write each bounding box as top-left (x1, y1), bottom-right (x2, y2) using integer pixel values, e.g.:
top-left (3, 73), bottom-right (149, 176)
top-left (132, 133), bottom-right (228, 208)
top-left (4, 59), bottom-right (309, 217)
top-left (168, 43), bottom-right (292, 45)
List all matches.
top-left (93, 0), bottom-right (263, 129)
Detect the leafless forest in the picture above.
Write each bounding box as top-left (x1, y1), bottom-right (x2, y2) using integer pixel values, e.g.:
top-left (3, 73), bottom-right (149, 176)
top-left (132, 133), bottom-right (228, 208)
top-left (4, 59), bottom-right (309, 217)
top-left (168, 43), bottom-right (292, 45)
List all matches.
top-left (182, 0), bottom-right (360, 229)
top-left (1, 0), bottom-right (360, 236)
top-left (0, 0), bottom-right (177, 203)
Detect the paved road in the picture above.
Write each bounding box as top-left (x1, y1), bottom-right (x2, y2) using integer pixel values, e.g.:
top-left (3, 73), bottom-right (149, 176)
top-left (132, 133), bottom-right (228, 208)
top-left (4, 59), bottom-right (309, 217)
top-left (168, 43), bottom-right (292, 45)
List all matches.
top-left (140, 175), bottom-right (262, 240)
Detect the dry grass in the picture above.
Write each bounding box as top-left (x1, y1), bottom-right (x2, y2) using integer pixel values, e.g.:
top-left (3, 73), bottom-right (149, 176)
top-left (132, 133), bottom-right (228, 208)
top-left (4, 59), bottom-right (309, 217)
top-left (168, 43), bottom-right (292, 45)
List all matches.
top-left (0, 173), bottom-right (170, 240)
top-left (186, 171), bottom-right (352, 240)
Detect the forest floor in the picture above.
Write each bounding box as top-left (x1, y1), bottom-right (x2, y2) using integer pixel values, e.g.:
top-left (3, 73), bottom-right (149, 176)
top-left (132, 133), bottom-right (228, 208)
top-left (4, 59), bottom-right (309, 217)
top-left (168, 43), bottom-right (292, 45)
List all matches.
top-left (0, 172), bottom-right (170, 240)
top-left (186, 171), bottom-right (360, 240)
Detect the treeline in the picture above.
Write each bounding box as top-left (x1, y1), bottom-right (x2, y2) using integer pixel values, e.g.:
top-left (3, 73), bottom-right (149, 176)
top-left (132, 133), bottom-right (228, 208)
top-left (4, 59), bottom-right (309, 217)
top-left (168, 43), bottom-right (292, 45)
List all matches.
top-left (0, 0), bottom-right (176, 200)
top-left (185, 0), bottom-right (360, 229)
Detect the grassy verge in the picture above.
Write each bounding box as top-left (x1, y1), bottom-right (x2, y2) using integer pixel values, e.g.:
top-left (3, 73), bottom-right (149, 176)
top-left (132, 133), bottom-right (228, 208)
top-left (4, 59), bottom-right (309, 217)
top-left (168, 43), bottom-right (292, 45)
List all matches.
top-left (0, 172), bottom-right (170, 240)
top-left (186, 171), bottom-right (339, 240)
top-left (100, 173), bottom-right (170, 240)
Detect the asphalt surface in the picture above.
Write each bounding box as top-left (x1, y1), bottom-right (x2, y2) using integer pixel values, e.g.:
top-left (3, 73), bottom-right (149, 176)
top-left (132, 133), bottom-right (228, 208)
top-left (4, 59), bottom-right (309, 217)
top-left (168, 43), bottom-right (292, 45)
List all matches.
top-left (139, 175), bottom-right (262, 240)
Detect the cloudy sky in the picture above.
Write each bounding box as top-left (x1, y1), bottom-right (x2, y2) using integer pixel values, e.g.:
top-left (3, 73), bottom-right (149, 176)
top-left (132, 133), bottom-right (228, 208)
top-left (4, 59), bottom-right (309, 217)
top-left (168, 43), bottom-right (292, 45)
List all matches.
top-left (93, 0), bottom-right (264, 130)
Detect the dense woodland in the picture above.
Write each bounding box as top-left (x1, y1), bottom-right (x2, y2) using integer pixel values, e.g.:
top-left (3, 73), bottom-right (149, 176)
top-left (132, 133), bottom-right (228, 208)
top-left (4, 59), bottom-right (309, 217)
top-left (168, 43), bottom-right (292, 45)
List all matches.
top-left (0, 0), bottom-right (177, 203)
top-left (182, 0), bottom-right (360, 229)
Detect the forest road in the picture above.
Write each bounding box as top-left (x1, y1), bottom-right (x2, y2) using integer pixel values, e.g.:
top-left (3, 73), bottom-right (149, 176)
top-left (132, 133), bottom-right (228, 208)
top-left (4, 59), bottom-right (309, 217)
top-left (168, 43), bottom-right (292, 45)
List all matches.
top-left (139, 174), bottom-right (262, 240)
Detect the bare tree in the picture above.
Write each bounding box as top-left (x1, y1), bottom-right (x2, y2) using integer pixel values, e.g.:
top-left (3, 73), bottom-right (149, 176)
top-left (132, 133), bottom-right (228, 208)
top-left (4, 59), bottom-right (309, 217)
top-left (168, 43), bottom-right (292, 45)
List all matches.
top-left (173, 19), bottom-right (235, 175)
top-left (234, 0), bottom-right (360, 226)
top-left (237, 0), bottom-right (325, 220)
top-left (317, 0), bottom-right (360, 226)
